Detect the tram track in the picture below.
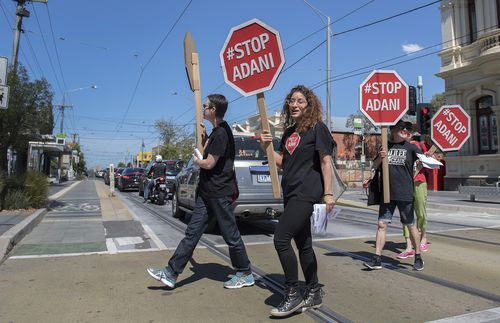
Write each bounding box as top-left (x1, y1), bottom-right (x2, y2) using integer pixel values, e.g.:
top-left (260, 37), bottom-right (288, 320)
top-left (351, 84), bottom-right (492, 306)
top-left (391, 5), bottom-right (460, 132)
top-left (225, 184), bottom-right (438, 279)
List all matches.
top-left (126, 191), bottom-right (500, 317)
top-left (128, 194), bottom-right (351, 323)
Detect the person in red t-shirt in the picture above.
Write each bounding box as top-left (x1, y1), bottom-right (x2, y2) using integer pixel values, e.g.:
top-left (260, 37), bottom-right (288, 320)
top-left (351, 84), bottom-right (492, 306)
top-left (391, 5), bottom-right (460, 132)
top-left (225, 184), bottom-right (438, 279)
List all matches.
top-left (397, 133), bottom-right (430, 259)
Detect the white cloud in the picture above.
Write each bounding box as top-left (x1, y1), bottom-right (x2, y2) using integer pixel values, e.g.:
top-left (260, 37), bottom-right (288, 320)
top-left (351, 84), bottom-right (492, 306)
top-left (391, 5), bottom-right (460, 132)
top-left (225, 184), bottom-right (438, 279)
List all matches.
top-left (402, 43), bottom-right (423, 54)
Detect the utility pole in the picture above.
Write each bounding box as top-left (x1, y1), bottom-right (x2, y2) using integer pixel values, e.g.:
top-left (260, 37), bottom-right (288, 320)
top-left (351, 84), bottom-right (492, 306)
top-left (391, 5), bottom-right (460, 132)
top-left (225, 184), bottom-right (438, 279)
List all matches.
top-left (417, 76), bottom-right (424, 104)
top-left (326, 15), bottom-right (331, 130)
top-left (141, 138), bottom-right (145, 168)
top-left (11, 0), bottom-right (48, 71)
top-left (54, 94), bottom-right (72, 134)
top-left (304, 0), bottom-right (332, 129)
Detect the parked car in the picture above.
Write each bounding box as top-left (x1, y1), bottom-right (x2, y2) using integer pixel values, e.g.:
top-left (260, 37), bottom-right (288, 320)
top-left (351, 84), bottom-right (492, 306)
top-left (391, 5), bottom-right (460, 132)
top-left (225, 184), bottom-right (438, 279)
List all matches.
top-left (104, 167), bottom-right (124, 186)
top-left (113, 168), bottom-right (124, 187)
top-left (171, 134), bottom-right (283, 232)
top-left (117, 167), bottom-right (145, 191)
top-left (139, 160), bottom-right (184, 197)
top-left (95, 170), bottom-right (106, 178)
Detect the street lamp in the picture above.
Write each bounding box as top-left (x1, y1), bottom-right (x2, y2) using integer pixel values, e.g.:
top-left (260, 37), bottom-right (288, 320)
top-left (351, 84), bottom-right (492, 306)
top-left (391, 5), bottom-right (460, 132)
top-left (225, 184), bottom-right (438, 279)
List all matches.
top-left (304, 0), bottom-right (332, 130)
top-left (58, 85), bottom-right (97, 134)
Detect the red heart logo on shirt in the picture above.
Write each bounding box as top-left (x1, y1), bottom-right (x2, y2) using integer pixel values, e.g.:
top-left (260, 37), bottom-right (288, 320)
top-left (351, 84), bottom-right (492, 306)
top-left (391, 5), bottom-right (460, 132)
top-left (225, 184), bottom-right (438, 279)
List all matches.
top-left (285, 132), bottom-right (300, 155)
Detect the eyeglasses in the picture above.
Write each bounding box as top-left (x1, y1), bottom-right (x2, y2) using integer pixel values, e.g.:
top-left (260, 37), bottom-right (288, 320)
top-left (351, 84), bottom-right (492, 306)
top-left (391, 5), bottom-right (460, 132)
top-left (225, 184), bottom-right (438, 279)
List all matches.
top-left (287, 99), bottom-right (307, 106)
top-left (203, 103), bottom-right (215, 109)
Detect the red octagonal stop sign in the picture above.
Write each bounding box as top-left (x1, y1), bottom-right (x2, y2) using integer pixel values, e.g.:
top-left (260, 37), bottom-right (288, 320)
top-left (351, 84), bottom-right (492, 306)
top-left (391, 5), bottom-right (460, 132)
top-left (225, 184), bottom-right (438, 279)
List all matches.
top-left (359, 70), bottom-right (409, 126)
top-left (220, 19), bottom-right (285, 97)
top-left (431, 105), bottom-right (471, 152)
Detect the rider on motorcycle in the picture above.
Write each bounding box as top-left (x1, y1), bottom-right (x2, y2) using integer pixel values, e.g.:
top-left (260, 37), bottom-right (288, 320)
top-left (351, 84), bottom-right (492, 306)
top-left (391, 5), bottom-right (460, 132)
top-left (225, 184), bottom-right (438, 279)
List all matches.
top-left (144, 155), bottom-right (167, 203)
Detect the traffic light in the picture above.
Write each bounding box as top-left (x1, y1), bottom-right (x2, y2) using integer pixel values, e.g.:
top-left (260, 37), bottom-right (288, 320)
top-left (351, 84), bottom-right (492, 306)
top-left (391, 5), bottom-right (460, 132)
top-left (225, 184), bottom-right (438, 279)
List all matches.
top-left (417, 103), bottom-right (432, 135)
top-left (408, 86), bottom-right (417, 115)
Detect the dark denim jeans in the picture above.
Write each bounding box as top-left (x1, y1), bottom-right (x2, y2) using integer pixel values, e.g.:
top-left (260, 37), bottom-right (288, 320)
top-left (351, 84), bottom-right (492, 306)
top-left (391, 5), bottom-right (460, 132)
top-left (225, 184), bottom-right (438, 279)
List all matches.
top-left (168, 195), bottom-right (251, 275)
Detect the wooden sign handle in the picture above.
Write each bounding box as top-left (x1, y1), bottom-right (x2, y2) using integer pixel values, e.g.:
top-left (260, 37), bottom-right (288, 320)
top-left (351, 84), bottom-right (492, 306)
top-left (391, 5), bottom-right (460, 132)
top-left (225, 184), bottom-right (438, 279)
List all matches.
top-left (191, 53), bottom-right (204, 154)
top-left (381, 127), bottom-right (390, 203)
top-left (257, 93), bottom-right (281, 199)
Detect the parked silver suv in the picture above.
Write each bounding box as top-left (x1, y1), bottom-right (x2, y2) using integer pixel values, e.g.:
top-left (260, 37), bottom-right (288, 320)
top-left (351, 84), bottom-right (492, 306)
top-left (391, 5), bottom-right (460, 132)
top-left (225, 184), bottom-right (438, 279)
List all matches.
top-left (171, 134), bottom-right (283, 231)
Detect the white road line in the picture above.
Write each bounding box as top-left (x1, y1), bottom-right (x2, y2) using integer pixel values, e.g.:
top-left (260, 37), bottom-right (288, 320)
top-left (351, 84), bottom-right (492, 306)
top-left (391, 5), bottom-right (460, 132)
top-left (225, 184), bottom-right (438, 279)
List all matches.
top-left (106, 238), bottom-right (118, 254)
top-left (142, 223), bottom-right (168, 250)
top-left (8, 247), bottom-right (179, 260)
top-left (48, 181), bottom-right (81, 200)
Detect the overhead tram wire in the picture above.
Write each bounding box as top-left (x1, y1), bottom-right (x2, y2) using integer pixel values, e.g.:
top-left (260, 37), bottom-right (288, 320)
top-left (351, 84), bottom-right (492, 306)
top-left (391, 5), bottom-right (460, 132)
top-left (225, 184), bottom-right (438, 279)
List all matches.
top-left (227, 0), bottom-right (440, 107)
top-left (23, 33), bottom-right (44, 79)
top-left (285, 0), bottom-right (376, 51)
top-left (229, 22), bottom-right (496, 126)
top-left (0, 1), bottom-right (37, 77)
top-left (29, 1), bottom-right (64, 96)
top-left (112, 0), bottom-right (193, 136)
top-left (176, 1), bottom-right (377, 125)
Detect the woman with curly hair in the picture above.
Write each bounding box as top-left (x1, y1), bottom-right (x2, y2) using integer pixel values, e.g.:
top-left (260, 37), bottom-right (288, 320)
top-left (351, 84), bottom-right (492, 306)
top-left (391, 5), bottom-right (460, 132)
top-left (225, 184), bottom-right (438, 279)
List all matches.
top-left (260, 85), bottom-right (334, 317)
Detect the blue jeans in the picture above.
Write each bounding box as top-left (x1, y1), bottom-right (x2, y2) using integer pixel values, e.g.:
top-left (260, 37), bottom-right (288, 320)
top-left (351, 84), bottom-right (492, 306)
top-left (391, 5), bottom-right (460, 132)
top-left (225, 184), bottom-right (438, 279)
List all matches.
top-left (144, 179), bottom-right (154, 200)
top-left (168, 195), bottom-right (251, 275)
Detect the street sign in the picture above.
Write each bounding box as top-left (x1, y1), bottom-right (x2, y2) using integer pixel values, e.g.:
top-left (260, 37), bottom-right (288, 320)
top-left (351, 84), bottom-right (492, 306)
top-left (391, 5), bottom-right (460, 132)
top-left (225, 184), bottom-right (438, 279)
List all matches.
top-left (220, 18), bottom-right (285, 97)
top-left (0, 56), bottom-right (7, 85)
top-left (359, 70), bottom-right (409, 126)
top-left (359, 70), bottom-right (408, 203)
top-left (431, 105), bottom-right (471, 152)
top-left (0, 85), bottom-right (9, 109)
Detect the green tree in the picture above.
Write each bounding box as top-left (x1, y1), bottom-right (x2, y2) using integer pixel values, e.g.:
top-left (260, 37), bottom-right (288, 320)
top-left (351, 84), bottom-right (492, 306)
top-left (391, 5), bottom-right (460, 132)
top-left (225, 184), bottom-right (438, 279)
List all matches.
top-left (431, 92), bottom-right (446, 112)
top-left (0, 65), bottom-right (54, 173)
top-left (155, 118), bottom-right (194, 161)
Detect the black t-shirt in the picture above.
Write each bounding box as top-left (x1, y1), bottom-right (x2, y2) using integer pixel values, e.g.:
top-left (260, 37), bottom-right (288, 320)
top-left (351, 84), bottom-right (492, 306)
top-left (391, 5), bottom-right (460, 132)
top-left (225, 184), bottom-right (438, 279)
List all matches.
top-left (279, 122), bottom-right (334, 203)
top-left (149, 162), bottom-right (167, 179)
top-left (198, 121), bottom-right (236, 198)
top-left (381, 140), bottom-right (422, 202)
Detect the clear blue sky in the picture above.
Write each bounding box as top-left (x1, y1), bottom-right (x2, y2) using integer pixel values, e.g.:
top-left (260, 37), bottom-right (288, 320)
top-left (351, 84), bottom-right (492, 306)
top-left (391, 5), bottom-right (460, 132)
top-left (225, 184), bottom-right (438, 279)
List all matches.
top-left (0, 0), bottom-right (443, 168)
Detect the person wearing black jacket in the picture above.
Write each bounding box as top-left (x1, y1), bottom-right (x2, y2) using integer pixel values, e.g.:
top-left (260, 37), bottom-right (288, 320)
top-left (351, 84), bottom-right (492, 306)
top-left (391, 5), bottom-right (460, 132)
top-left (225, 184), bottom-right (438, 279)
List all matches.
top-left (146, 94), bottom-right (253, 290)
top-left (143, 155), bottom-right (167, 203)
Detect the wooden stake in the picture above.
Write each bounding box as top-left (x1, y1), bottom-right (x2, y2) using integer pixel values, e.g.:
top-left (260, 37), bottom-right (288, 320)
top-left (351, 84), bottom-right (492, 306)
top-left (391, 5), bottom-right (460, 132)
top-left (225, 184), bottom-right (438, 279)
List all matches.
top-left (257, 92), bottom-right (281, 199)
top-left (184, 32), bottom-right (204, 154)
top-left (191, 53), bottom-right (203, 153)
top-left (381, 127), bottom-right (390, 203)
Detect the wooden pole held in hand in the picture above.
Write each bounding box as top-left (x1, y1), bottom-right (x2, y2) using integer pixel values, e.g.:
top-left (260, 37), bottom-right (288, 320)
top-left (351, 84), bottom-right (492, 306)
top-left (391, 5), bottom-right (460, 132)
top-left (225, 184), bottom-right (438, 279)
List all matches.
top-left (184, 32), bottom-right (204, 154)
top-left (257, 92), bottom-right (281, 199)
top-left (381, 127), bottom-right (390, 203)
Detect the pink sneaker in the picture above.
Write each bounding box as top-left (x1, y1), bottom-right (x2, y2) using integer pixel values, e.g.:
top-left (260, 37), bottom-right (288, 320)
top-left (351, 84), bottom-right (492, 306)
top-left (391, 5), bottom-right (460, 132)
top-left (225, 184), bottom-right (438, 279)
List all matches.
top-left (420, 243), bottom-right (429, 252)
top-left (397, 250), bottom-right (415, 259)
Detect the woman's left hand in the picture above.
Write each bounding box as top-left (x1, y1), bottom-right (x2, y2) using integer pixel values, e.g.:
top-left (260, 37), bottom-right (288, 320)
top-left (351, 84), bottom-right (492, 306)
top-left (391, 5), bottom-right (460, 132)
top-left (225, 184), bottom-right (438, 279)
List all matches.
top-left (324, 194), bottom-right (335, 214)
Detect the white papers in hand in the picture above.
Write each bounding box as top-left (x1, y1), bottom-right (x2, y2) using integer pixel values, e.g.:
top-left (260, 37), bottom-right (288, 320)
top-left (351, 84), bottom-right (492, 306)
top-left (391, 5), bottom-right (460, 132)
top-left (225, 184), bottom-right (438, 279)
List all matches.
top-left (417, 153), bottom-right (443, 169)
top-left (312, 204), bottom-right (341, 234)
top-left (194, 148), bottom-right (203, 160)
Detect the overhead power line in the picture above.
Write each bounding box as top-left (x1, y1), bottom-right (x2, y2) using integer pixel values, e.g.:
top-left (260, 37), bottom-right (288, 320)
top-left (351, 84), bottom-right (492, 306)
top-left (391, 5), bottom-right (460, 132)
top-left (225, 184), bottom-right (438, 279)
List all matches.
top-left (113, 0), bottom-right (193, 135)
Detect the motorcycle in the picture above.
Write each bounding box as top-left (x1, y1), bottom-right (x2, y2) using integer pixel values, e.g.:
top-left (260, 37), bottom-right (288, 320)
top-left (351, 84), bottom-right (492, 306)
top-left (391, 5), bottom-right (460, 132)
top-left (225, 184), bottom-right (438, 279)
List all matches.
top-left (147, 176), bottom-right (168, 205)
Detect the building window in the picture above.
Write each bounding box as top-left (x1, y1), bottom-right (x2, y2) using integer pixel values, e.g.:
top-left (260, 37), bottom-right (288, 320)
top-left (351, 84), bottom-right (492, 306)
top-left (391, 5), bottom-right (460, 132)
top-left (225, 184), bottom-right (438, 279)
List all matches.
top-left (468, 0), bottom-right (477, 43)
top-left (476, 96), bottom-right (498, 154)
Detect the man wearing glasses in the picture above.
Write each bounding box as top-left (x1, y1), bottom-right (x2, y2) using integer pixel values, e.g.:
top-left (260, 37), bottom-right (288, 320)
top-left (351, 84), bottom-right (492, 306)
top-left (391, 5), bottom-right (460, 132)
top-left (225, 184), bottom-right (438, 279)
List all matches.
top-left (363, 119), bottom-right (425, 271)
top-left (147, 94), bottom-right (254, 289)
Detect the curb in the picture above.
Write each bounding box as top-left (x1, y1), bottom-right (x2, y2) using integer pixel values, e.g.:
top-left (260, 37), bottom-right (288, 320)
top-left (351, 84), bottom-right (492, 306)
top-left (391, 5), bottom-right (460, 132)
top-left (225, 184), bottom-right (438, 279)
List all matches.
top-left (0, 208), bottom-right (47, 262)
top-left (426, 202), bottom-right (500, 216)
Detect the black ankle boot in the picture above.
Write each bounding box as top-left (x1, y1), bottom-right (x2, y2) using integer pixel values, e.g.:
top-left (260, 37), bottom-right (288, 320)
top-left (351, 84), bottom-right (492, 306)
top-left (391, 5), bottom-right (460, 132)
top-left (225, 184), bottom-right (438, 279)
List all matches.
top-left (270, 287), bottom-right (304, 317)
top-left (302, 286), bottom-right (324, 310)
